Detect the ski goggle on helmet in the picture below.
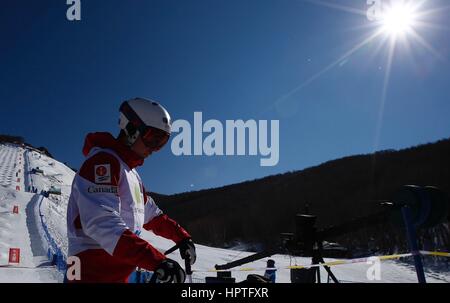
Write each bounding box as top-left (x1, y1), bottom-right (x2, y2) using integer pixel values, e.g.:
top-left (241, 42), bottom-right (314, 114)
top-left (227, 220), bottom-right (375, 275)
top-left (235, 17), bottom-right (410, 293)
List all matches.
top-left (119, 98), bottom-right (172, 151)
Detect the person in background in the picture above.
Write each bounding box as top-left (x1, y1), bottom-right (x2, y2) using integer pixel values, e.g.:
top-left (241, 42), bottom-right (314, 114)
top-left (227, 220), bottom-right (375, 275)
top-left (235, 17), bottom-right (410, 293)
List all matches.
top-left (264, 259), bottom-right (276, 283)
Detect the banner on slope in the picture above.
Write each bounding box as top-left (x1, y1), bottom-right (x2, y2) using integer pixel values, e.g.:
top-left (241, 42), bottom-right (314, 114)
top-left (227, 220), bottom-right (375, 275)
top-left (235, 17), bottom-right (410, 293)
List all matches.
top-left (9, 248), bottom-right (20, 264)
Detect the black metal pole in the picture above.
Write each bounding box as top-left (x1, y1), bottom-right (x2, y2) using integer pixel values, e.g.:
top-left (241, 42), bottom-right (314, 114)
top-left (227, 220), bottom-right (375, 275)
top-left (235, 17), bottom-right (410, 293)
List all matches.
top-left (401, 206), bottom-right (426, 283)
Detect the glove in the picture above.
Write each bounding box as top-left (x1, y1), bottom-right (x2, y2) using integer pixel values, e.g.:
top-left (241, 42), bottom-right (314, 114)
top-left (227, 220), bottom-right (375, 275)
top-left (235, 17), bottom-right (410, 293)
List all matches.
top-left (178, 238), bottom-right (196, 265)
top-left (154, 258), bottom-right (186, 283)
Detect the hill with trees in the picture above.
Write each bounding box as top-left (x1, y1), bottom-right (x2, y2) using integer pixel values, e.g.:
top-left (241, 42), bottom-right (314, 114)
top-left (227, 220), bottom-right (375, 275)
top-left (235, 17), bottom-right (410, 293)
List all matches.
top-left (153, 138), bottom-right (450, 256)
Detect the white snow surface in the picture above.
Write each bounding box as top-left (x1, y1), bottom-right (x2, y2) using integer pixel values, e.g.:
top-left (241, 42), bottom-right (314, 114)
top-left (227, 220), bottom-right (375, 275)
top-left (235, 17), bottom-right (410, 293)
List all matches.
top-left (0, 142), bottom-right (449, 283)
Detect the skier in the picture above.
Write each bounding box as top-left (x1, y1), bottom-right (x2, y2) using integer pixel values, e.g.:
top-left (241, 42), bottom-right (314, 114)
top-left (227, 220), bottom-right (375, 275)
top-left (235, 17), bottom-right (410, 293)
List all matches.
top-left (66, 98), bottom-right (196, 283)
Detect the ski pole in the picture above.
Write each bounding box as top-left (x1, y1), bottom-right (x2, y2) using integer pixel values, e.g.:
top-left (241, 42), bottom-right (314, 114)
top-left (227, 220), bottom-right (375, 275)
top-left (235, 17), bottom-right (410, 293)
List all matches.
top-left (167, 243), bottom-right (193, 283)
top-left (185, 257), bottom-right (193, 283)
top-left (164, 243), bottom-right (180, 255)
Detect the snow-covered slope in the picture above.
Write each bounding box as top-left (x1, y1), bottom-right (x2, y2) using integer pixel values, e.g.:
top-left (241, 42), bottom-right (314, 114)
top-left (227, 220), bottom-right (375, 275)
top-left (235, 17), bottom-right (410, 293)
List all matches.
top-left (0, 144), bottom-right (62, 282)
top-left (25, 148), bottom-right (75, 261)
top-left (0, 142), bottom-right (448, 283)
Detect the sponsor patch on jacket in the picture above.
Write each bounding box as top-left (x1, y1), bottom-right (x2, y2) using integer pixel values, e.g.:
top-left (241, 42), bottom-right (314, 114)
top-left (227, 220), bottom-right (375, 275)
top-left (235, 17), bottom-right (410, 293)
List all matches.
top-left (87, 185), bottom-right (118, 194)
top-left (94, 164), bottom-right (111, 183)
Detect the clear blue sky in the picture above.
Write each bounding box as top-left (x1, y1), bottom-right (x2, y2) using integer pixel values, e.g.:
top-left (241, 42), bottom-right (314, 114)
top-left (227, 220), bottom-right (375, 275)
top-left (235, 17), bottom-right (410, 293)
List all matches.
top-left (1, 0), bottom-right (449, 194)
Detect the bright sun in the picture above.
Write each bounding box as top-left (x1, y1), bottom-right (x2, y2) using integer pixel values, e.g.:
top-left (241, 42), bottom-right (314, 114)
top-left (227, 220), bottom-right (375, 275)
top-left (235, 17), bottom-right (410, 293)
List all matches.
top-left (381, 2), bottom-right (417, 36)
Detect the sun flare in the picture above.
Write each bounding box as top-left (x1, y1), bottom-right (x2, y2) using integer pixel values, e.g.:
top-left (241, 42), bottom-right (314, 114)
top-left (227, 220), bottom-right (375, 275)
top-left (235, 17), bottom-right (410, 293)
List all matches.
top-left (381, 2), bottom-right (417, 37)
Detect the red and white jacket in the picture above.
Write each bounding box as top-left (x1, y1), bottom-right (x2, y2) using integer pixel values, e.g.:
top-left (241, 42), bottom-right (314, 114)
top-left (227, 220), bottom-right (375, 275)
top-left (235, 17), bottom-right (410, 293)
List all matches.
top-left (67, 132), bottom-right (190, 282)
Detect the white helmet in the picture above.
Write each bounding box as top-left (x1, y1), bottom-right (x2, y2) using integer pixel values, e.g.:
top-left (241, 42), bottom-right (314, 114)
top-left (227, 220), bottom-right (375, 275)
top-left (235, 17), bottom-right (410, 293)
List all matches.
top-left (119, 97), bottom-right (172, 148)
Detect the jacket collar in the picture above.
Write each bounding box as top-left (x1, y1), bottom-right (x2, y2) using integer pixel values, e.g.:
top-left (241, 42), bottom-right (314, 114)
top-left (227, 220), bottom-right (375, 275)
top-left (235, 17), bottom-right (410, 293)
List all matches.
top-left (82, 132), bottom-right (144, 168)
